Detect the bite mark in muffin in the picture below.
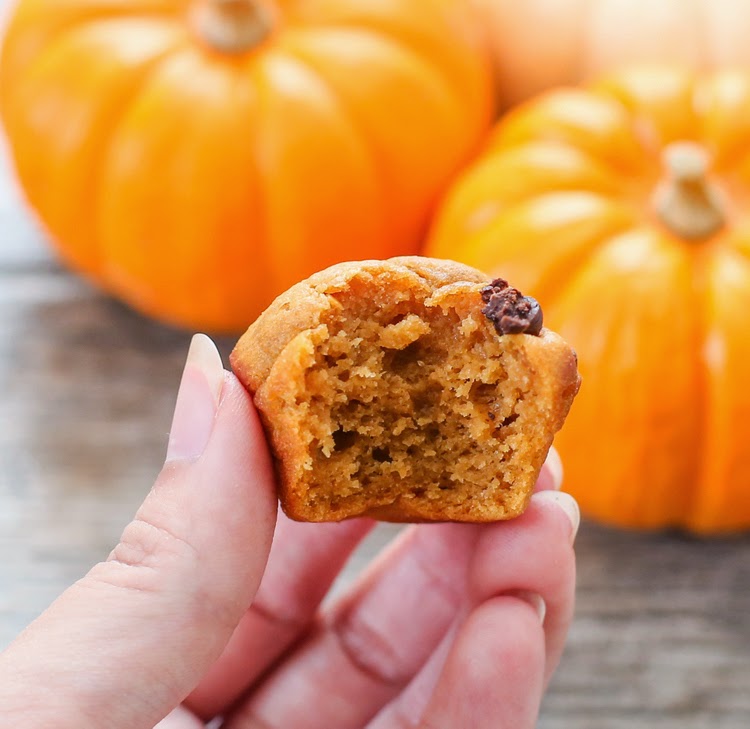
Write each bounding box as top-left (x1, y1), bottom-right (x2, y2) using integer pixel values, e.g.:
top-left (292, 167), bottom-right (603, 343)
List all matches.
top-left (230, 257), bottom-right (580, 523)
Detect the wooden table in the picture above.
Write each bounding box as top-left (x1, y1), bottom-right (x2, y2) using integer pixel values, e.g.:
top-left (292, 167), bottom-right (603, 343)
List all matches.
top-left (2, 137), bottom-right (749, 728)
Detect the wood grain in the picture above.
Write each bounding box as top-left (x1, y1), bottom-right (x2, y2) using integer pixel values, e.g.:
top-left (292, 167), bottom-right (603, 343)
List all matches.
top-left (1, 135), bottom-right (749, 728)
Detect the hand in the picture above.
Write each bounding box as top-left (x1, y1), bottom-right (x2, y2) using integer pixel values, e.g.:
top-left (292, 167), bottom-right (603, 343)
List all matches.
top-left (0, 334), bottom-right (579, 729)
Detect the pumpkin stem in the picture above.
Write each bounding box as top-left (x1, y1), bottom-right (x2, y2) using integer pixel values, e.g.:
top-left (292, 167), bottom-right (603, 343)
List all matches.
top-left (192, 0), bottom-right (275, 54)
top-left (654, 142), bottom-right (725, 241)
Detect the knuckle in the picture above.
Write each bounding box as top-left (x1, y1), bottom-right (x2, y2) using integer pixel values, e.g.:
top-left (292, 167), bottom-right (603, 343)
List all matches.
top-left (407, 530), bottom-right (465, 611)
top-left (81, 513), bottom-right (242, 635)
top-left (86, 515), bottom-right (200, 598)
top-left (249, 593), bottom-right (312, 634)
top-left (331, 607), bottom-right (410, 688)
top-left (330, 530), bottom-right (465, 692)
top-left (110, 516), bottom-right (198, 572)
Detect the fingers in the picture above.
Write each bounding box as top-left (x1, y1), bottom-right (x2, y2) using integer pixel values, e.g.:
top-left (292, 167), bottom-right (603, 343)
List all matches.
top-left (192, 454), bottom-right (562, 721)
top-left (224, 477), bottom-right (577, 729)
top-left (366, 491), bottom-right (577, 728)
top-left (224, 523), bottom-right (480, 729)
top-left (184, 444), bottom-right (560, 721)
top-left (0, 335), bottom-right (278, 729)
top-left (470, 491), bottom-right (579, 685)
top-left (186, 513), bottom-right (375, 719)
top-left (417, 597), bottom-right (546, 729)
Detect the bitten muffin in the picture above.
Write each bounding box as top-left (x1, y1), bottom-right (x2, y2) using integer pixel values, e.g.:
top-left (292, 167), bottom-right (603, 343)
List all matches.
top-left (230, 257), bottom-right (580, 523)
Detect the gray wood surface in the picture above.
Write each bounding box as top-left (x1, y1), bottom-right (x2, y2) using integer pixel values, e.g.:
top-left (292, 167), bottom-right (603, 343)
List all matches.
top-left (1, 134), bottom-right (749, 728)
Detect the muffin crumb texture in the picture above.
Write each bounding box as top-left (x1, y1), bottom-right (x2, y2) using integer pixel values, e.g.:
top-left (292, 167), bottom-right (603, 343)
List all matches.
top-left (231, 258), bottom-right (579, 523)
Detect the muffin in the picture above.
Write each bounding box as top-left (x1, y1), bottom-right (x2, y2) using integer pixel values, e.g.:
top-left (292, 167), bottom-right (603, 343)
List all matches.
top-left (230, 257), bottom-right (580, 522)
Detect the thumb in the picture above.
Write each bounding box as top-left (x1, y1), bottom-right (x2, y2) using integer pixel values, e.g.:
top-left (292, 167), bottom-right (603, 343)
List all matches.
top-left (0, 334), bottom-right (277, 729)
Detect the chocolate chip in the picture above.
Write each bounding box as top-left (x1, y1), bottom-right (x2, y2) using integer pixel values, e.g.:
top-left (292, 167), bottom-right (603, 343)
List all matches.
top-left (480, 278), bottom-right (544, 336)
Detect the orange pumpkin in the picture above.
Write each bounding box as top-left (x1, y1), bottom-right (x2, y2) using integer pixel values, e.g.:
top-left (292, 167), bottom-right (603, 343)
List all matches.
top-left (426, 67), bottom-right (750, 533)
top-left (0, 0), bottom-right (492, 332)
top-left (477, 0), bottom-right (750, 107)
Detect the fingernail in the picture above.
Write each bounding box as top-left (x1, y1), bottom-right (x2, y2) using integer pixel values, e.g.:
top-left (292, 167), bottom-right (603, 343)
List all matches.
top-left (534, 491), bottom-right (580, 543)
top-left (166, 334), bottom-right (225, 462)
top-left (534, 447), bottom-right (564, 492)
top-left (514, 590), bottom-right (547, 624)
top-left (544, 447), bottom-right (564, 490)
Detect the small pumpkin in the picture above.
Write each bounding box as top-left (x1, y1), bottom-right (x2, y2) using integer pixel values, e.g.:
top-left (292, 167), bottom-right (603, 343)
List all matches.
top-left (426, 67), bottom-right (750, 533)
top-left (477, 0), bottom-right (750, 106)
top-left (0, 0), bottom-right (491, 332)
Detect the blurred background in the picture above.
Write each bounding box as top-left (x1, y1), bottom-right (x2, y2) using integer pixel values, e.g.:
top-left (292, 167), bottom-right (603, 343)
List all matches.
top-left (2, 1), bottom-right (750, 727)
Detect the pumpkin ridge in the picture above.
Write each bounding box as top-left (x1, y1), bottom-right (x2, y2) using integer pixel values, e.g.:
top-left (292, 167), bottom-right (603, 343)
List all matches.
top-left (0, 3), bottom-right (177, 91)
top-left (279, 26), bottom-right (476, 253)
top-left (685, 244), bottom-right (733, 531)
top-left (85, 39), bottom-right (193, 280)
top-left (491, 89), bottom-right (647, 173)
top-left (552, 228), bottom-right (700, 527)
top-left (247, 49), bottom-right (387, 294)
top-left (450, 141), bottom-right (628, 208)
top-left (1, 11), bottom-right (175, 115)
top-left (2, 17), bottom-right (188, 279)
top-left (286, 24), bottom-right (470, 126)
top-left (276, 39), bottom-right (392, 239)
top-left (537, 220), bottom-right (640, 327)
top-left (532, 221), bottom-right (638, 313)
top-left (595, 69), bottom-right (700, 152)
top-left (708, 250), bottom-right (750, 531)
top-left (97, 47), bottom-right (273, 327)
top-left (507, 139), bottom-right (630, 183)
top-left (652, 241), bottom-right (704, 528)
top-left (235, 66), bottom-right (273, 317)
top-left (212, 68), bottom-right (273, 321)
top-left (452, 192), bottom-right (637, 310)
top-left (284, 8), bottom-right (490, 119)
top-left (470, 140), bottom-right (626, 225)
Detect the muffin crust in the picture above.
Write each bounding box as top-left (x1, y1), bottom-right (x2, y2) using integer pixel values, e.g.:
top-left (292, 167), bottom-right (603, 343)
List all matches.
top-left (231, 257), bottom-right (580, 522)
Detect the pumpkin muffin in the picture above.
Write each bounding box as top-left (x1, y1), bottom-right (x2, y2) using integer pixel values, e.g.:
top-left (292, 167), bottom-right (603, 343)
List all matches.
top-left (230, 257), bottom-right (580, 522)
